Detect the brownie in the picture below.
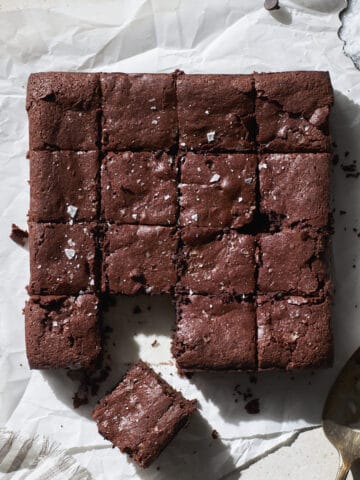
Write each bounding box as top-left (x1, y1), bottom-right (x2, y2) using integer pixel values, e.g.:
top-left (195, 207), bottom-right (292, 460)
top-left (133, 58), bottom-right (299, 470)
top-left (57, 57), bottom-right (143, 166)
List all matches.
top-left (172, 295), bottom-right (256, 371)
top-left (92, 361), bottom-right (196, 468)
top-left (259, 153), bottom-right (331, 228)
top-left (257, 228), bottom-right (330, 296)
top-left (178, 227), bottom-right (256, 295)
top-left (255, 71), bottom-right (333, 152)
top-left (25, 294), bottom-right (101, 369)
top-left (29, 223), bottom-right (97, 295)
top-left (29, 150), bottom-right (99, 222)
top-left (179, 152), bottom-right (257, 228)
top-left (101, 151), bottom-right (177, 225)
top-left (27, 72), bottom-right (100, 151)
top-left (177, 73), bottom-right (255, 152)
top-left (101, 73), bottom-right (177, 151)
top-left (257, 295), bottom-right (333, 370)
top-left (102, 225), bottom-right (178, 294)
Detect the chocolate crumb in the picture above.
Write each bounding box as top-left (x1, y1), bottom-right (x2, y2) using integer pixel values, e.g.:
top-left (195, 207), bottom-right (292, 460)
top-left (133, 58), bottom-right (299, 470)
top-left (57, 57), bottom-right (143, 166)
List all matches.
top-left (264, 0), bottom-right (279, 10)
top-left (73, 391), bottom-right (89, 409)
top-left (345, 151), bottom-right (350, 157)
top-left (245, 398), bottom-right (260, 414)
top-left (10, 224), bottom-right (28, 248)
top-left (151, 339), bottom-right (159, 347)
top-left (339, 210), bottom-right (347, 215)
top-left (211, 429), bottom-right (219, 439)
top-left (133, 305), bottom-right (142, 314)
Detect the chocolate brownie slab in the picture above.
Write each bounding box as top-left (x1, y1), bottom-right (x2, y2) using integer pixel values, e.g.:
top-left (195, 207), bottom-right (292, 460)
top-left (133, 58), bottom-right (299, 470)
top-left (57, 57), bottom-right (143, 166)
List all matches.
top-left (255, 71), bottom-right (333, 152)
top-left (257, 228), bottom-right (330, 296)
top-left (29, 150), bottom-right (99, 222)
top-left (178, 227), bottom-right (256, 295)
top-left (179, 152), bottom-right (257, 228)
top-left (101, 73), bottom-right (177, 151)
top-left (177, 73), bottom-right (255, 152)
top-left (27, 72), bottom-right (100, 151)
top-left (259, 153), bottom-right (331, 228)
top-left (257, 295), bottom-right (333, 370)
top-left (101, 151), bottom-right (177, 225)
top-left (173, 295), bottom-right (256, 371)
top-left (25, 294), bottom-right (101, 369)
top-left (29, 223), bottom-right (97, 295)
top-left (102, 225), bottom-right (178, 294)
top-left (92, 361), bottom-right (196, 468)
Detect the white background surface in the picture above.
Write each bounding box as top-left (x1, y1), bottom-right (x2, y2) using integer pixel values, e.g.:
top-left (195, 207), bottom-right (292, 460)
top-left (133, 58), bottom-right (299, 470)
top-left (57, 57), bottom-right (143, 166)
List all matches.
top-left (1, 0), bottom-right (360, 478)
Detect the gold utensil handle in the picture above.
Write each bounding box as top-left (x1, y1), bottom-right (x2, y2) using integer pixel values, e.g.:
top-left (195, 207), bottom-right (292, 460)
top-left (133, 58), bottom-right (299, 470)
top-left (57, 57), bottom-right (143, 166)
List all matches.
top-left (336, 460), bottom-right (350, 480)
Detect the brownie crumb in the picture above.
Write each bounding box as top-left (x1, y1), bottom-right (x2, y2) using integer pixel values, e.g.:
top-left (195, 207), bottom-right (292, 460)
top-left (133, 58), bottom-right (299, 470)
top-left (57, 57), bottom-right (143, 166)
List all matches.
top-left (249, 374), bottom-right (257, 384)
top-left (332, 154), bottom-right (339, 165)
top-left (73, 391), bottom-right (89, 409)
top-left (10, 224), bottom-right (28, 248)
top-left (211, 429), bottom-right (219, 439)
top-left (133, 305), bottom-right (142, 314)
top-left (245, 398), bottom-right (260, 414)
top-left (339, 210), bottom-right (347, 215)
top-left (151, 339), bottom-right (159, 347)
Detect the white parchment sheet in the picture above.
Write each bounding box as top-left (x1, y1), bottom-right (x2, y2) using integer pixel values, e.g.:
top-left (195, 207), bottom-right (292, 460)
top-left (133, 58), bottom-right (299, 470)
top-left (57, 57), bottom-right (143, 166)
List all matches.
top-left (1, 1), bottom-right (360, 478)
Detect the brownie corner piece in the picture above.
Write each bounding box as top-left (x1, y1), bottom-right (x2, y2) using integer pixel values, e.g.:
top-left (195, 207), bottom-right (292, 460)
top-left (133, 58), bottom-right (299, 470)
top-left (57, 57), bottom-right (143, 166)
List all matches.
top-left (179, 152), bottom-right (257, 229)
top-left (259, 153), bottom-right (331, 229)
top-left (26, 72), bottom-right (100, 151)
top-left (25, 294), bottom-right (101, 369)
top-left (257, 228), bottom-right (330, 297)
top-left (101, 151), bottom-right (177, 225)
top-left (177, 73), bottom-right (255, 152)
top-left (92, 361), bottom-right (196, 468)
top-left (257, 295), bottom-right (333, 370)
top-left (255, 70), bottom-right (333, 152)
top-left (29, 150), bottom-right (99, 222)
top-left (100, 72), bottom-right (177, 151)
top-left (179, 227), bottom-right (256, 295)
top-left (172, 294), bottom-right (256, 371)
top-left (102, 224), bottom-right (178, 294)
top-left (29, 222), bottom-right (98, 295)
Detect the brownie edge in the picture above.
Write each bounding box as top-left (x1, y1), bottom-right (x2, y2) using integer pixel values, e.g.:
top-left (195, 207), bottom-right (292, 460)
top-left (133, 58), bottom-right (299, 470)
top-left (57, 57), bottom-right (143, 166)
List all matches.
top-left (92, 361), bottom-right (196, 468)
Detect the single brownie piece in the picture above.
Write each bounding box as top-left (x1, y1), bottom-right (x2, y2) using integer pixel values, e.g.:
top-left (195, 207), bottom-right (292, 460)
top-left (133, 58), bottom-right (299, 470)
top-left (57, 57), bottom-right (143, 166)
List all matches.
top-left (29, 150), bottom-right (99, 222)
top-left (255, 71), bottom-right (333, 152)
top-left (101, 73), bottom-right (177, 151)
top-left (178, 227), bottom-right (256, 295)
top-left (27, 72), bottom-right (100, 150)
top-left (102, 225), bottom-right (178, 294)
top-left (257, 228), bottom-right (330, 296)
top-left (92, 361), bottom-right (196, 468)
top-left (173, 295), bottom-right (256, 371)
top-left (101, 151), bottom-right (177, 225)
top-left (259, 153), bottom-right (330, 228)
top-left (177, 73), bottom-right (255, 152)
top-left (257, 295), bottom-right (333, 370)
top-left (179, 152), bottom-right (257, 228)
top-left (29, 223), bottom-right (97, 295)
top-left (25, 294), bottom-right (101, 369)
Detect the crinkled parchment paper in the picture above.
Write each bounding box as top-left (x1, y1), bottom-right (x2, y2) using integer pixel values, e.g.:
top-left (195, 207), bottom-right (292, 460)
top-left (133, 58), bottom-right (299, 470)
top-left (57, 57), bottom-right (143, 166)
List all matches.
top-left (1, 0), bottom-right (360, 478)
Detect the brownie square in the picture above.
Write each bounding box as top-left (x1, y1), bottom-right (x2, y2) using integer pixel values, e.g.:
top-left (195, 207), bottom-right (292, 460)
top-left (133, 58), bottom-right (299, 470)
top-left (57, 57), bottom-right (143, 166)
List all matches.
top-left (27, 72), bottom-right (100, 150)
top-left (259, 153), bottom-right (330, 228)
top-left (101, 151), bottom-right (177, 225)
top-left (29, 223), bottom-right (97, 295)
top-left (179, 152), bottom-right (257, 228)
top-left (257, 228), bottom-right (330, 296)
top-left (102, 225), bottom-right (178, 294)
top-left (172, 295), bottom-right (256, 371)
top-left (101, 73), bottom-right (177, 151)
top-left (179, 227), bottom-right (256, 295)
top-left (257, 296), bottom-right (333, 370)
top-left (92, 361), bottom-right (196, 468)
top-left (29, 150), bottom-right (99, 222)
top-left (255, 71), bottom-right (333, 152)
top-left (25, 294), bottom-right (101, 369)
top-left (177, 73), bottom-right (255, 152)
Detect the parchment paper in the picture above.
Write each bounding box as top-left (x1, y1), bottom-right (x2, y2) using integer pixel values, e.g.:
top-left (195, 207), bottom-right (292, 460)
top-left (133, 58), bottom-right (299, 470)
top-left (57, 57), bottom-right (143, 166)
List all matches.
top-left (1, 0), bottom-right (360, 478)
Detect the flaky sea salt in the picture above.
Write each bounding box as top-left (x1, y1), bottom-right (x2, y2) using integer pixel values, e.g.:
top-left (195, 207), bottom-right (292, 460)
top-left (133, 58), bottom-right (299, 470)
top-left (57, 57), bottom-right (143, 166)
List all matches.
top-left (191, 213), bottom-right (198, 222)
top-left (207, 131), bottom-right (215, 142)
top-left (210, 173), bottom-right (220, 183)
top-left (65, 248), bottom-right (76, 260)
top-left (67, 205), bottom-right (78, 218)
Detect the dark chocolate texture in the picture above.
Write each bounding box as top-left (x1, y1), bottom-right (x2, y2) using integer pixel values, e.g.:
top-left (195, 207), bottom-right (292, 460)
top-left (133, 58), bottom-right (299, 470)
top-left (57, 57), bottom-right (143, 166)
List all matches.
top-left (92, 361), bottom-right (196, 468)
